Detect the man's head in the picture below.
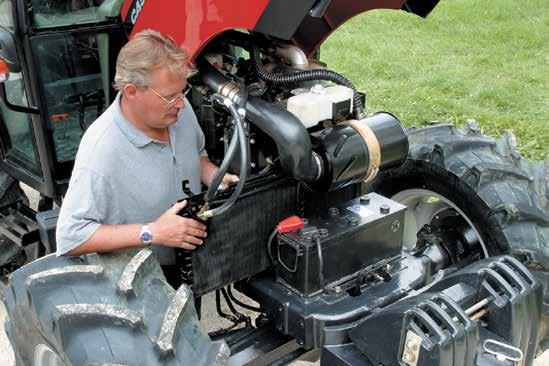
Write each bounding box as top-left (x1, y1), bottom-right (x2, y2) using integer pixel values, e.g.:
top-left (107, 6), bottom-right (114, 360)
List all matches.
top-left (115, 29), bottom-right (195, 129)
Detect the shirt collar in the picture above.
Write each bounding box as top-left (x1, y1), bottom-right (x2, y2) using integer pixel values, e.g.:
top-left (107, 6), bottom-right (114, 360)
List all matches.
top-left (113, 92), bottom-right (173, 148)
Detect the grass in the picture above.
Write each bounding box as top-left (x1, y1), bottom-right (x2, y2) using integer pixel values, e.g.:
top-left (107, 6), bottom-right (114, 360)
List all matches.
top-left (321, 0), bottom-right (549, 161)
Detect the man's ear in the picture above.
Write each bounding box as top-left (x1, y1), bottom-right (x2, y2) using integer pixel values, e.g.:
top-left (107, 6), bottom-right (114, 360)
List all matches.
top-left (122, 83), bottom-right (139, 100)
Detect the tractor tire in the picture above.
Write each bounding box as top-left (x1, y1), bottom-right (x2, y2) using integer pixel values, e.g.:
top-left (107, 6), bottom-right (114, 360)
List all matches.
top-left (3, 248), bottom-right (229, 366)
top-left (369, 121), bottom-right (549, 340)
top-left (0, 170), bottom-right (32, 272)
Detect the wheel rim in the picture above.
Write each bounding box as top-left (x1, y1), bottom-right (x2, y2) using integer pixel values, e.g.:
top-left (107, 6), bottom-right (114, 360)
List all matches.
top-left (391, 188), bottom-right (488, 258)
top-left (34, 344), bottom-right (66, 366)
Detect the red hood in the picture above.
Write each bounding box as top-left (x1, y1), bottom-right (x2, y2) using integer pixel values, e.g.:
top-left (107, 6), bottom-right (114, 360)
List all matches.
top-left (291, 0), bottom-right (440, 56)
top-left (123, 0), bottom-right (439, 59)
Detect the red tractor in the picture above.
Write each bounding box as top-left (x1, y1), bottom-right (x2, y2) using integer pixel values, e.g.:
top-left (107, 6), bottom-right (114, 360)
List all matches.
top-left (0, 0), bottom-right (547, 365)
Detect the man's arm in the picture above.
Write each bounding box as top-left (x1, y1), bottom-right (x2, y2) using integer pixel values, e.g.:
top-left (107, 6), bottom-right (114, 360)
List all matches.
top-left (200, 156), bottom-right (239, 187)
top-left (67, 200), bottom-right (207, 256)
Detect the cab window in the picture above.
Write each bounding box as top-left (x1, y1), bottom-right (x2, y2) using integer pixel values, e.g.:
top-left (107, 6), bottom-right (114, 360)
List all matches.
top-left (31, 30), bottom-right (118, 164)
top-left (29, 0), bottom-right (124, 28)
top-left (0, 0), bottom-right (42, 175)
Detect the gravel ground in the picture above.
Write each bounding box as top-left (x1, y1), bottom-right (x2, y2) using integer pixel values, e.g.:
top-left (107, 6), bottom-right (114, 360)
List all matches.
top-left (0, 186), bottom-right (547, 365)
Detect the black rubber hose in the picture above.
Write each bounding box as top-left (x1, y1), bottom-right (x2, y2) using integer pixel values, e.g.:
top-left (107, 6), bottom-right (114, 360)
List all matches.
top-left (199, 58), bottom-right (322, 183)
top-left (245, 96), bottom-right (321, 182)
top-left (251, 45), bottom-right (364, 118)
top-left (204, 124), bottom-right (239, 203)
top-left (205, 79), bottom-right (250, 203)
top-left (238, 77), bottom-right (248, 109)
top-left (208, 98), bottom-right (248, 217)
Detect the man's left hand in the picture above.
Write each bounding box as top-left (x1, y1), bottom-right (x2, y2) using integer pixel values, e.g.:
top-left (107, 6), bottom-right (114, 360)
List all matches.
top-left (220, 173), bottom-right (239, 190)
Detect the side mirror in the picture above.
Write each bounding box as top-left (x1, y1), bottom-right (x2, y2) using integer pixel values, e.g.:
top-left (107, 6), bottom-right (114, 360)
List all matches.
top-left (0, 30), bottom-right (20, 82)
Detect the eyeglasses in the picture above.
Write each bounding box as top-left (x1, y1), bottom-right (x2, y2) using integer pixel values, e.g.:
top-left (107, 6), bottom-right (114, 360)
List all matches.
top-left (149, 83), bottom-right (192, 106)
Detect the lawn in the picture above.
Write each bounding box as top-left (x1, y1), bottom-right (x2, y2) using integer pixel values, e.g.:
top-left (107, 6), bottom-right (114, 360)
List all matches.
top-left (321, 0), bottom-right (548, 161)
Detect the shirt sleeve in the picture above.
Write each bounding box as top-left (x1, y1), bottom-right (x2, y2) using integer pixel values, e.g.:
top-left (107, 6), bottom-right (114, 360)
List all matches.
top-left (56, 168), bottom-right (113, 255)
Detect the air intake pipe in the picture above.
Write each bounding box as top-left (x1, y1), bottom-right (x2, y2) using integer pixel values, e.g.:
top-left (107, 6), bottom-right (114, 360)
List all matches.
top-left (198, 58), bottom-right (408, 190)
top-left (200, 58), bottom-right (322, 182)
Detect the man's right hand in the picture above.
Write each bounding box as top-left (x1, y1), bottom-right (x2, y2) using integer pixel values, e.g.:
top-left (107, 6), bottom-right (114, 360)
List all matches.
top-left (149, 200), bottom-right (207, 250)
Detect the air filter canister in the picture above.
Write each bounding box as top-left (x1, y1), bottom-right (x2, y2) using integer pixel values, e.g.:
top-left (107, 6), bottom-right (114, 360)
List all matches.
top-left (312, 112), bottom-right (408, 191)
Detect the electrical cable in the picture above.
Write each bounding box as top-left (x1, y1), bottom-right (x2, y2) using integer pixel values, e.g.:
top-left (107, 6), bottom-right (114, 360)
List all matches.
top-left (267, 227), bottom-right (278, 264)
top-left (316, 235), bottom-right (326, 289)
top-left (227, 285), bottom-right (263, 313)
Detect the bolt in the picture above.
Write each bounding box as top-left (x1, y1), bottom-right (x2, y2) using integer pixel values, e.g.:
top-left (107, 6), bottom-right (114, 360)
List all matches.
top-left (348, 217), bottom-right (359, 226)
top-left (360, 195), bottom-right (371, 204)
top-left (334, 286), bottom-right (342, 293)
top-left (328, 207), bottom-right (340, 216)
top-left (380, 204), bottom-right (391, 214)
top-left (250, 138), bottom-right (255, 144)
top-left (250, 162), bottom-right (256, 168)
top-left (319, 228), bottom-right (329, 237)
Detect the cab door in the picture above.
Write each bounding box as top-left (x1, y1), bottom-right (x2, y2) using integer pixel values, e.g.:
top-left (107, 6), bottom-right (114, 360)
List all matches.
top-left (0, 0), bottom-right (127, 200)
top-left (0, 0), bottom-right (45, 190)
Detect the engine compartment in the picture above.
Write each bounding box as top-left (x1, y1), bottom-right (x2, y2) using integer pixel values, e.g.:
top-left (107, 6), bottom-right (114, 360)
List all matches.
top-left (174, 31), bottom-right (543, 365)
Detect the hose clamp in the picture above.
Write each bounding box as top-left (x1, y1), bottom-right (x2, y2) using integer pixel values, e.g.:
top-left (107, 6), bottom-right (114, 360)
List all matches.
top-left (218, 82), bottom-right (240, 104)
top-left (342, 120), bottom-right (381, 184)
top-left (312, 151), bottom-right (323, 181)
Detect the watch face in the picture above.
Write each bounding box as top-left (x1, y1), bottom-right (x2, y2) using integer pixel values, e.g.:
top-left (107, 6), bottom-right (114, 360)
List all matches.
top-left (141, 232), bottom-right (152, 242)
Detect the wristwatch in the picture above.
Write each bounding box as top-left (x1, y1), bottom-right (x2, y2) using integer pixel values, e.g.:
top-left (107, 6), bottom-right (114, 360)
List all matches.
top-left (139, 225), bottom-right (153, 246)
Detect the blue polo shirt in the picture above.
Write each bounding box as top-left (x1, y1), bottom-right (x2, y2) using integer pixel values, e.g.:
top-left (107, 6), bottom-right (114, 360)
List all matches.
top-left (56, 93), bottom-right (207, 263)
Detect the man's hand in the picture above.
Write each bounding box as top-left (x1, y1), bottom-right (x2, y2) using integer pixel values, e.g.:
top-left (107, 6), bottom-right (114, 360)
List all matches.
top-left (220, 173), bottom-right (239, 190)
top-left (149, 200), bottom-right (207, 250)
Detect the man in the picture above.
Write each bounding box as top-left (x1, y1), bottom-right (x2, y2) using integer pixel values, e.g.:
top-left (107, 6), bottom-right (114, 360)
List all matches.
top-left (56, 29), bottom-right (237, 263)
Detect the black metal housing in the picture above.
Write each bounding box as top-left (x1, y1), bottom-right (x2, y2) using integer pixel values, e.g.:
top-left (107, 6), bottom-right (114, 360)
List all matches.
top-left (276, 193), bottom-right (405, 296)
top-left (311, 112), bottom-right (408, 191)
top-left (240, 255), bottom-right (542, 365)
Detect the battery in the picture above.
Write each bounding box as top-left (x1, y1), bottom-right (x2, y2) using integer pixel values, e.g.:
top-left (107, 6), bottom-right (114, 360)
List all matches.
top-left (276, 193), bottom-right (406, 297)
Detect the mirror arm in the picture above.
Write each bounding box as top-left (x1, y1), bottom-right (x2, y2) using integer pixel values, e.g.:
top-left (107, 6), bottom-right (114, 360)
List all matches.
top-left (0, 82), bottom-right (39, 114)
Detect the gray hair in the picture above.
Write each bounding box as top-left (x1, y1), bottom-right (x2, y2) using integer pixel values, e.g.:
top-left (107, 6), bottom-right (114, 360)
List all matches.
top-left (114, 29), bottom-right (195, 90)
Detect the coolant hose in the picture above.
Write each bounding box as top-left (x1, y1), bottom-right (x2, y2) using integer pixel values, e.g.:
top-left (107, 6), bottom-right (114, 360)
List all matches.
top-left (204, 121), bottom-right (240, 203)
top-left (251, 45), bottom-right (365, 119)
top-left (205, 96), bottom-right (248, 218)
top-left (205, 79), bottom-right (249, 203)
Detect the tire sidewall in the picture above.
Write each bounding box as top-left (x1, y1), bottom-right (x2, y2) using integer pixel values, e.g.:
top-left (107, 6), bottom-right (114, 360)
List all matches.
top-left (371, 158), bottom-right (508, 257)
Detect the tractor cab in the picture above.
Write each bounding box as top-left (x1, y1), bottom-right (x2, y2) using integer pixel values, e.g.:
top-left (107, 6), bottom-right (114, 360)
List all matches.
top-left (0, 0), bottom-right (127, 202)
